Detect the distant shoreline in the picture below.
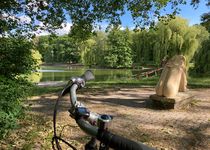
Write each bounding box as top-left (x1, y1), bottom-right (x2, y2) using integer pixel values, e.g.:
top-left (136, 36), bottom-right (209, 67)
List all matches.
top-left (41, 63), bottom-right (84, 67)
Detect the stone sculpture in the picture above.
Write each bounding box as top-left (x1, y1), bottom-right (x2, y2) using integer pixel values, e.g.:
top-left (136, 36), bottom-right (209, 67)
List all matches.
top-left (155, 55), bottom-right (187, 98)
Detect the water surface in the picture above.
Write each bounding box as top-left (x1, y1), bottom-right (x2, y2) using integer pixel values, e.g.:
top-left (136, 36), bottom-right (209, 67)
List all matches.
top-left (35, 65), bottom-right (146, 83)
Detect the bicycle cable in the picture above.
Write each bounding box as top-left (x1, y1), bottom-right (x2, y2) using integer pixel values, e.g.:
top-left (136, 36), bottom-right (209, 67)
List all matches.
top-left (52, 82), bottom-right (77, 150)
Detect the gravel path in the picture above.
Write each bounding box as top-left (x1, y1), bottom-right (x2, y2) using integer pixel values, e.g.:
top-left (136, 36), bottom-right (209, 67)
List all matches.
top-left (27, 88), bottom-right (210, 150)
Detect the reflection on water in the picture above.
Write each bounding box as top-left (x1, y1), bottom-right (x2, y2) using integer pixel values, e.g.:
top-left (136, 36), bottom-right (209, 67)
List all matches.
top-left (34, 66), bottom-right (146, 82)
top-left (37, 69), bottom-right (67, 72)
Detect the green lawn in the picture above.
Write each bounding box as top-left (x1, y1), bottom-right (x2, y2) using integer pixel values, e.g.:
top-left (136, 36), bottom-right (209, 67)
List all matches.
top-left (31, 76), bottom-right (210, 96)
top-left (188, 76), bottom-right (210, 88)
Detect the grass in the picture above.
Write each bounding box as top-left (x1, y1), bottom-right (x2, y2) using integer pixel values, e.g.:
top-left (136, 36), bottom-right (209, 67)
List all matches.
top-left (188, 76), bottom-right (210, 88)
top-left (0, 113), bottom-right (53, 150)
top-left (30, 85), bottom-right (63, 96)
top-left (30, 75), bottom-right (210, 96)
top-left (87, 76), bottom-right (159, 88)
top-left (30, 76), bottom-right (159, 96)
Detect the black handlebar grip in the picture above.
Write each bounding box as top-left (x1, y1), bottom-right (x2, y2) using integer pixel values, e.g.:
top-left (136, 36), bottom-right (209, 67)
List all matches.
top-left (97, 130), bottom-right (154, 150)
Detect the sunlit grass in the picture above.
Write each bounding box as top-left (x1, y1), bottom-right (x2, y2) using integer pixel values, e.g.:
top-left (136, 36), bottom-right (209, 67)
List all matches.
top-left (31, 75), bottom-right (210, 96)
top-left (87, 76), bottom-right (159, 88)
top-left (30, 86), bottom-right (62, 96)
top-left (188, 76), bottom-right (210, 88)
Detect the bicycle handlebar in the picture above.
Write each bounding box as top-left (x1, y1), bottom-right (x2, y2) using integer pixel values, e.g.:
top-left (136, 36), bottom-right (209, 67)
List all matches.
top-left (97, 130), bottom-right (153, 150)
top-left (77, 119), bottom-right (98, 137)
top-left (69, 70), bottom-right (154, 150)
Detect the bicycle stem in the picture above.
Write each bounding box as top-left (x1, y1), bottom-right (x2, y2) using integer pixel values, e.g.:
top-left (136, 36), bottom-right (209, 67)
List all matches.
top-left (69, 81), bottom-right (99, 137)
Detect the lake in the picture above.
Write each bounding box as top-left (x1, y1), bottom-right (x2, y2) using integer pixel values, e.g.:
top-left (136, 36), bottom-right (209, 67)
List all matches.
top-left (34, 65), bottom-right (148, 83)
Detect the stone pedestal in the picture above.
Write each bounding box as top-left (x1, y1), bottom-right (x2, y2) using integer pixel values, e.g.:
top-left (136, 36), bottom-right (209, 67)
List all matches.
top-left (149, 92), bottom-right (195, 109)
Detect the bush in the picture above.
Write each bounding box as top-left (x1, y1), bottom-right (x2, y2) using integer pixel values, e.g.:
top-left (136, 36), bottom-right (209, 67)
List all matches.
top-left (0, 76), bottom-right (32, 138)
top-left (0, 37), bottom-right (36, 77)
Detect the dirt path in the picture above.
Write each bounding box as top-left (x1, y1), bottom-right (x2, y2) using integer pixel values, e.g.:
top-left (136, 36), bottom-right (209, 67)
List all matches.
top-left (2, 88), bottom-right (210, 150)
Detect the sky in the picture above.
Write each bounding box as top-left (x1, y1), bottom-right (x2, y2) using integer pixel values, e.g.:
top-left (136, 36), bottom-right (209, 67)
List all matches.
top-left (177, 0), bottom-right (209, 25)
top-left (120, 0), bottom-right (209, 28)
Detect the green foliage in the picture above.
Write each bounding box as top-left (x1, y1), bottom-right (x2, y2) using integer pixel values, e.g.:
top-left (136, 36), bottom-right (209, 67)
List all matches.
top-left (0, 0), bottom-right (66, 37)
top-left (34, 36), bottom-right (50, 61)
top-left (36, 35), bottom-right (80, 63)
top-left (0, 76), bottom-right (32, 138)
top-left (201, 12), bottom-right (210, 32)
top-left (105, 27), bottom-right (133, 68)
top-left (27, 72), bottom-right (43, 83)
top-left (32, 50), bottom-right (42, 66)
top-left (81, 39), bottom-right (97, 66)
top-left (34, 16), bottom-right (209, 75)
top-left (200, 2), bottom-right (210, 32)
top-left (0, 36), bottom-right (37, 138)
top-left (1, 0), bottom-right (205, 39)
top-left (132, 17), bottom-right (209, 69)
top-left (194, 38), bottom-right (210, 75)
top-left (81, 32), bottom-right (107, 67)
top-left (35, 16), bottom-right (209, 74)
top-left (193, 6), bottom-right (210, 75)
top-left (0, 37), bottom-right (36, 77)
top-left (132, 30), bottom-right (156, 64)
top-left (36, 31), bottom-right (132, 69)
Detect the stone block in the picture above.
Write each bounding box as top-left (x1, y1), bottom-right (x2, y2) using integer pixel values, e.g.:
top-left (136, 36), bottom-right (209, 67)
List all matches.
top-left (149, 92), bottom-right (195, 109)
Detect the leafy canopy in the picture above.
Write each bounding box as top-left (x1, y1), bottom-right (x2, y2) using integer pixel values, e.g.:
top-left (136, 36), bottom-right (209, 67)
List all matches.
top-left (0, 0), bottom-right (204, 39)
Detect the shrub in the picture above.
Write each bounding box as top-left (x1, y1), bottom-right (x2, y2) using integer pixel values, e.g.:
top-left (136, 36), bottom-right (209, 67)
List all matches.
top-left (0, 37), bottom-right (37, 78)
top-left (0, 76), bottom-right (32, 138)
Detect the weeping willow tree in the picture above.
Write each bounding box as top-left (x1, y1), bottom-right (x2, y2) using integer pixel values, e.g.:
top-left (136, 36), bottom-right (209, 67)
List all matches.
top-left (194, 39), bottom-right (210, 74)
top-left (153, 24), bottom-right (173, 65)
top-left (132, 29), bottom-right (156, 64)
top-left (181, 29), bottom-right (199, 68)
top-left (153, 17), bottom-right (209, 69)
top-left (194, 10), bottom-right (210, 75)
top-left (132, 17), bottom-right (208, 69)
